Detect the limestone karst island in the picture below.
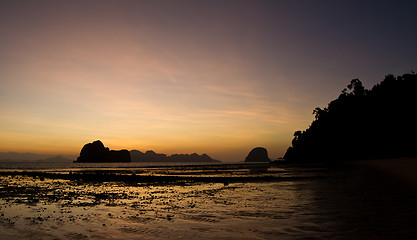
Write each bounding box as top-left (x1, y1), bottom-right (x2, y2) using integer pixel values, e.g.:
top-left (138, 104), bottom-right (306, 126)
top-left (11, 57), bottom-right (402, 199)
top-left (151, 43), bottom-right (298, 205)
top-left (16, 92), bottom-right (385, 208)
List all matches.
top-left (75, 140), bottom-right (220, 163)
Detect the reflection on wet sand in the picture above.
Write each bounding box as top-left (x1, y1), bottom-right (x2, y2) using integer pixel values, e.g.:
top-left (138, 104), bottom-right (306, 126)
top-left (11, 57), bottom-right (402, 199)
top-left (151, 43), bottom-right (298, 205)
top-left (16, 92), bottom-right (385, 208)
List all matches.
top-left (0, 163), bottom-right (416, 239)
top-left (305, 163), bottom-right (417, 239)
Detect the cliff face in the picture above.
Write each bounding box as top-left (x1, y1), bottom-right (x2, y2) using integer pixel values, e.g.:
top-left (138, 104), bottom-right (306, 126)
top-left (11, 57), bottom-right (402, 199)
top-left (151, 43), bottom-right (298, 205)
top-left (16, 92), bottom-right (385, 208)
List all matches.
top-left (76, 140), bottom-right (131, 162)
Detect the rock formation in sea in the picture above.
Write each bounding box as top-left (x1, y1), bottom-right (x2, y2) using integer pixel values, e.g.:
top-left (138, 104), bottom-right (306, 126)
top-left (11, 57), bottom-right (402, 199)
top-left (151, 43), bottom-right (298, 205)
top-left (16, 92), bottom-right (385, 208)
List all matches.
top-left (76, 140), bottom-right (131, 162)
top-left (245, 147), bottom-right (271, 162)
top-left (130, 150), bottom-right (220, 163)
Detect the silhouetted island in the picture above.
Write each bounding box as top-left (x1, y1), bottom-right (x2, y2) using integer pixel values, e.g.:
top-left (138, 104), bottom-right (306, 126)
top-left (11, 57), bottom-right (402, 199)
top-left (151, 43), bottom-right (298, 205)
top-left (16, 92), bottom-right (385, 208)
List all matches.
top-left (75, 140), bottom-right (220, 163)
top-left (76, 140), bottom-right (131, 162)
top-left (284, 73), bottom-right (417, 162)
top-left (130, 150), bottom-right (221, 163)
top-left (245, 147), bottom-right (271, 162)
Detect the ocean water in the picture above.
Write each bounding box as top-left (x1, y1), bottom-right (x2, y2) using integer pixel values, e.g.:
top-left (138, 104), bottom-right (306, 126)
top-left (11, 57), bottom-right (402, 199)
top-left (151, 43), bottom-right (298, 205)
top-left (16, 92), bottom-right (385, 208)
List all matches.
top-left (0, 162), bottom-right (416, 239)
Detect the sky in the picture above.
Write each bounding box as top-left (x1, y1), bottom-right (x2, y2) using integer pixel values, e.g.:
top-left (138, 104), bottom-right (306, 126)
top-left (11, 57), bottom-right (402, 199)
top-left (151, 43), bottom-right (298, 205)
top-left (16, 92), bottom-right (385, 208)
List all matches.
top-left (1, 0), bottom-right (417, 161)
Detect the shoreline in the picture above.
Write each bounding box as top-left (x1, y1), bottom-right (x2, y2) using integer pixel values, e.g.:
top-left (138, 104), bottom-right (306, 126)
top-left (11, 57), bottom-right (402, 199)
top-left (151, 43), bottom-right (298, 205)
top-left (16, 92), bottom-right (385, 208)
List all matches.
top-left (1, 158), bottom-right (416, 239)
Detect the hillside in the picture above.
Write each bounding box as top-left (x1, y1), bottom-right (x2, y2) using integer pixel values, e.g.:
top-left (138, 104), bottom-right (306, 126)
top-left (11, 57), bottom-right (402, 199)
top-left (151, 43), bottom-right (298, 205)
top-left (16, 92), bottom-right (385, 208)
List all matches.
top-left (284, 73), bottom-right (417, 162)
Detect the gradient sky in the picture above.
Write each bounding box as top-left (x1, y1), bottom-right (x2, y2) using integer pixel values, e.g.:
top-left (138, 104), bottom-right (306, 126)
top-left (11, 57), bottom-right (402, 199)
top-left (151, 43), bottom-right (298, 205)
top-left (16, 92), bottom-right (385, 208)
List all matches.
top-left (1, 0), bottom-right (417, 161)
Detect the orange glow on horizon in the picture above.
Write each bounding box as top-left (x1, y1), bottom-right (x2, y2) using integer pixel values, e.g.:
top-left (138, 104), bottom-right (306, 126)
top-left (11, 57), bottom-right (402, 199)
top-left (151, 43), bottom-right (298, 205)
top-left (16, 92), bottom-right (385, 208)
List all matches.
top-left (2, 1), bottom-right (415, 161)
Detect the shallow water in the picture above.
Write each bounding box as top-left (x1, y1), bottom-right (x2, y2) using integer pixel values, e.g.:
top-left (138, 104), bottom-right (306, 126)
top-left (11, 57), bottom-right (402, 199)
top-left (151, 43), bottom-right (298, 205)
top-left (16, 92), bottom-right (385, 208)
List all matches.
top-left (0, 164), bottom-right (416, 239)
top-left (0, 161), bottom-right (224, 170)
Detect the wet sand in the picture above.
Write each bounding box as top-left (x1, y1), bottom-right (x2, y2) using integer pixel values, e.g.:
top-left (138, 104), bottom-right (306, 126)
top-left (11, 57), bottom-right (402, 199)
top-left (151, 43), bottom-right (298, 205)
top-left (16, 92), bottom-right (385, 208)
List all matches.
top-left (355, 157), bottom-right (417, 187)
top-left (1, 161), bottom-right (416, 239)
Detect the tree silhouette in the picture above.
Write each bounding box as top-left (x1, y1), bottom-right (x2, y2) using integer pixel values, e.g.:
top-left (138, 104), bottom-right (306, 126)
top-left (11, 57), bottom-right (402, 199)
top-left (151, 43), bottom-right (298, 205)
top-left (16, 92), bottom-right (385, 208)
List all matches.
top-left (347, 78), bottom-right (366, 96)
top-left (284, 73), bottom-right (417, 162)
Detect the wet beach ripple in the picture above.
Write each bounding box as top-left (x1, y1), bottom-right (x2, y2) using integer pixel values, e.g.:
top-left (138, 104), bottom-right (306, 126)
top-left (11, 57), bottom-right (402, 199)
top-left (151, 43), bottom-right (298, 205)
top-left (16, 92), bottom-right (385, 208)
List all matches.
top-left (0, 163), bottom-right (416, 239)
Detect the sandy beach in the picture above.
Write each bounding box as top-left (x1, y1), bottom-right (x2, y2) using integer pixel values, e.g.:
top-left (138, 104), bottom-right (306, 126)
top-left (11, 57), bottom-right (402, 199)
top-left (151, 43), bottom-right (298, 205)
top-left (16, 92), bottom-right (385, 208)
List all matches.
top-left (0, 161), bottom-right (416, 239)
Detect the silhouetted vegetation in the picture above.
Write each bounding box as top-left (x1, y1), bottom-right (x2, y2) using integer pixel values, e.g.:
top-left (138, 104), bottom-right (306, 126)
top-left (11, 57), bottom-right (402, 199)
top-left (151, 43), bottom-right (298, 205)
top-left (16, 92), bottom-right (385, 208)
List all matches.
top-left (284, 73), bottom-right (417, 162)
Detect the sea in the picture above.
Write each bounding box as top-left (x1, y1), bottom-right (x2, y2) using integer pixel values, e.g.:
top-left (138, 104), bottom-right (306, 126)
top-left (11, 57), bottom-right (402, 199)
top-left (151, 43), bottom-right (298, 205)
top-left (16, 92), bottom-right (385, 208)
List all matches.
top-left (0, 161), bottom-right (416, 239)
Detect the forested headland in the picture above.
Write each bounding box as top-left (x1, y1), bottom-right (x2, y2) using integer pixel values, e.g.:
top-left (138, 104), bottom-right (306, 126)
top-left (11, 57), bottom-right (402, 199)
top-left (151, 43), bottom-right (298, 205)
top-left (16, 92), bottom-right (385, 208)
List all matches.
top-left (284, 73), bottom-right (417, 162)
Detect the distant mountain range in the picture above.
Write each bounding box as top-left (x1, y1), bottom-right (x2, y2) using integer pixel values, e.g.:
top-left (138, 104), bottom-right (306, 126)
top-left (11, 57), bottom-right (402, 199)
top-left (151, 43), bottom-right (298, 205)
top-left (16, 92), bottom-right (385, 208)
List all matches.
top-left (1, 144), bottom-right (221, 164)
top-left (0, 150), bottom-right (221, 163)
top-left (73, 140), bottom-right (221, 163)
top-left (74, 140), bottom-right (221, 163)
top-left (0, 152), bottom-right (76, 163)
top-left (130, 150), bottom-right (221, 163)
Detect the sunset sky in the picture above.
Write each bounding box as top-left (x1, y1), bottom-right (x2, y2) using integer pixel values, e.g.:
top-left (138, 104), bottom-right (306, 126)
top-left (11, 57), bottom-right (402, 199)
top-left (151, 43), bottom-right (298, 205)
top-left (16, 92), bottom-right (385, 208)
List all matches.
top-left (1, 0), bottom-right (417, 161)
